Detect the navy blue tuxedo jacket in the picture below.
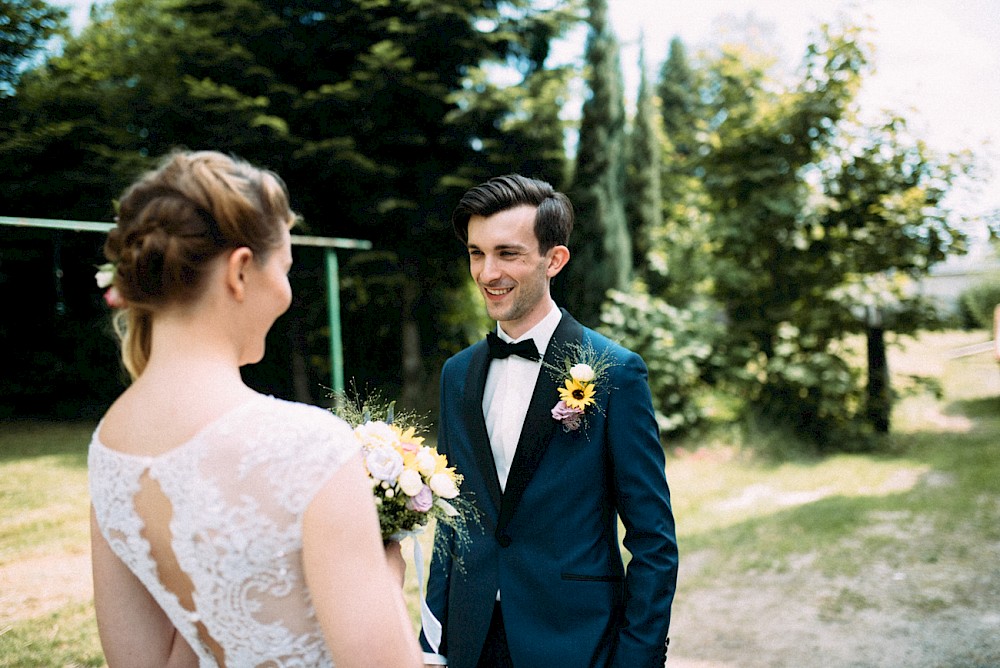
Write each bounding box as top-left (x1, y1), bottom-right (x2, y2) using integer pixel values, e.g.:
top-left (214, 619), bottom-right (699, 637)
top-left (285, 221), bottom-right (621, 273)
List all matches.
top-left (421, 310), bottom-right (678, 667)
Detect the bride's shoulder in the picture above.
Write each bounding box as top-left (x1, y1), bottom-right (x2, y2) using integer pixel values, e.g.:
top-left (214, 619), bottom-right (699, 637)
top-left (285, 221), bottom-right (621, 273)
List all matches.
top-left (222, 396), bottom-right (359, 512)
top-left (247, 395), bottom-right (355, 448)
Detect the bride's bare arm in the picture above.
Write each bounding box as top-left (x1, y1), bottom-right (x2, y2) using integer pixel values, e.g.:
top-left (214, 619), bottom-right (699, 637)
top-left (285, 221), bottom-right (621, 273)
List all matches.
top-left (303, 452), bottom-right (423, 668)
top-left (90, 508), bottom-right (198, 668)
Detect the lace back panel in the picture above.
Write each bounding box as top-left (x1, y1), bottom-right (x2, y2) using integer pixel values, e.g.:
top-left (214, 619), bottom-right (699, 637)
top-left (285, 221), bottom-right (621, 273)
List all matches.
top-left (89, 395), bottom-right (358, 667)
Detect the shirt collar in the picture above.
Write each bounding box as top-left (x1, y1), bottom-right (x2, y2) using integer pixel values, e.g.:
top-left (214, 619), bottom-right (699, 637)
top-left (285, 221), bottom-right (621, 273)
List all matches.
top-left (497, 303), bottom-right (562, 356)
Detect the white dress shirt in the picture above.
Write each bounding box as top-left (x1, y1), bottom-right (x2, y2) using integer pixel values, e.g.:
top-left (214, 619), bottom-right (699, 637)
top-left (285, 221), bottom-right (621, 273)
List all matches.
top-left (483, 304), bottom-right (562, 492)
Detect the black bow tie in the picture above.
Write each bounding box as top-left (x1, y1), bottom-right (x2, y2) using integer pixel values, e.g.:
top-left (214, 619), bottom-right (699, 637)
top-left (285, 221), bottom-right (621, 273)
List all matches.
top-left (487, 331), bottom-right (540, 361)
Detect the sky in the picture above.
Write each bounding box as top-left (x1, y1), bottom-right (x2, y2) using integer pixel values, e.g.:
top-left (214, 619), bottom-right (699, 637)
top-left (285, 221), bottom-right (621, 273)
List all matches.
top-left (58, 0), bottom-right (1000, 242)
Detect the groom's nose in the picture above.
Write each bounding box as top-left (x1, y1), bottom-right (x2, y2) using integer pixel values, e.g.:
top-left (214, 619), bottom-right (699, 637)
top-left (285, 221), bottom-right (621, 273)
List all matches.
top-left (480, 254), bottom-right (502, 282)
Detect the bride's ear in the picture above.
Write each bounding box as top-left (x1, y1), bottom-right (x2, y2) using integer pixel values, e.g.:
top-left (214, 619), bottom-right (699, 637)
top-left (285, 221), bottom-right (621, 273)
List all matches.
top-left (225, 247), bottom-right (254, 301)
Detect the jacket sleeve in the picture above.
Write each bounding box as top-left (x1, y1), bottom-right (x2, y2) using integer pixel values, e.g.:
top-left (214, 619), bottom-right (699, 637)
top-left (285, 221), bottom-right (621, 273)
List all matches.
top-left (607, 350), bottom-right (679, 668)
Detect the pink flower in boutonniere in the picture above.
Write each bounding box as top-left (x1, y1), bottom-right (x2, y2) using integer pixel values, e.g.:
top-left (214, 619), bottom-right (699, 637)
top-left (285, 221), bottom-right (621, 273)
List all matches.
top-left (551, 400), bottom-right (584, 431)
top-left (546, 343), bottom-right (617, 434)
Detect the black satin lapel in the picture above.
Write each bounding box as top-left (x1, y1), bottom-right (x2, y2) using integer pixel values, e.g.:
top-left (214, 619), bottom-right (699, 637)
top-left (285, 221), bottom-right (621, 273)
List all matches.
top-left (463, 341), bottom-right (502, 514)
top-left (497, 310), bottom-right (584, 534)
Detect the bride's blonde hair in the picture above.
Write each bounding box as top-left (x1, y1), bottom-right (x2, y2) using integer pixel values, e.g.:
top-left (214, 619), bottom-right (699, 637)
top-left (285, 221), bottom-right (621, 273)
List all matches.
top-left (103, 150), bottom-right (298, 379)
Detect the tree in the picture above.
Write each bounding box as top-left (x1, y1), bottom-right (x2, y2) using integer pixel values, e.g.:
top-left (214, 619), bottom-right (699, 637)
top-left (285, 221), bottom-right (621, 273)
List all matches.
top-left (624, 35), bottom-right (661, 273)
top-left (0, 0), bottom-right (581, 416)
top-left (699, 20), bottom-right (976, 448)
top-left (564, 0), bottom-right (630, 327)
top-left (646, 36), bottom-right (713, 305)
top-left (601, 35), bottom-right (721, 439)
top-left (0, 0), bottom-right (66, 95)
top-left (656, 36), bottom-right (702, 162)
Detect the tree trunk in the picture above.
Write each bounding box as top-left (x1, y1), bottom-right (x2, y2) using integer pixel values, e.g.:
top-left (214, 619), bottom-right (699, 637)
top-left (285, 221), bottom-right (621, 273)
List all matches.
top-left (400, 258), bottom-right (424, 409)
top-left (865, 309), bottom-right (890, 433)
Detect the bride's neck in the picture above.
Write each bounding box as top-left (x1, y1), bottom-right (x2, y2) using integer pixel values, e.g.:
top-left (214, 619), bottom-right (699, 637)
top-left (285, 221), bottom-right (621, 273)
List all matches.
top-left (142, 315), bottom-right (245, 385)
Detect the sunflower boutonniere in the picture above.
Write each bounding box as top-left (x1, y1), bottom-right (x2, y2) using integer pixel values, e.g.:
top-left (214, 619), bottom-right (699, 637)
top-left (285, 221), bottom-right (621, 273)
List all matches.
top-left (546, 342), bottom-right (617, 433)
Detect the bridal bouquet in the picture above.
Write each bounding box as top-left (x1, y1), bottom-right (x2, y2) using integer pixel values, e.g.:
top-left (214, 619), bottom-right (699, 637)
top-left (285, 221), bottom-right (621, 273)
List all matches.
top-left (331, 391), bottom-right (477, 546)
top-left (331, 389), bottom-right (477, 654)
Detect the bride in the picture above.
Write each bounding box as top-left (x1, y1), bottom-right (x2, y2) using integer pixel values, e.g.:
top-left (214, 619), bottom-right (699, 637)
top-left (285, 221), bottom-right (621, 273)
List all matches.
top-left (88, 150), bottom-right (423, 667)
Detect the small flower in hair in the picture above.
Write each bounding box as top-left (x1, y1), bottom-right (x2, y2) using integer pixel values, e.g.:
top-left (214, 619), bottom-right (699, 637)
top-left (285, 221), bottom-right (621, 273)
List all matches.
top-left (103, 286), bottom-right (125, 308)
top-left (95, 262), bottom-right (124, 308)
top-left (95, 263), bottom-right (115, 289)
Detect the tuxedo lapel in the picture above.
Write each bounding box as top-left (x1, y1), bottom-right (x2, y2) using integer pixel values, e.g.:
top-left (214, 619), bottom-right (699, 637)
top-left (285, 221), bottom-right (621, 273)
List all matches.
top-left (497, 309), bottom-right (584, 535)
top-left (462, 341), bottom-right (503, 515)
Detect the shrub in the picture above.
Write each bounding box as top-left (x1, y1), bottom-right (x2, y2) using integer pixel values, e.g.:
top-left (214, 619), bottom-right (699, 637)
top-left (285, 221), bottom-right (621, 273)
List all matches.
top-left (958, 273), bottom-right (1000, 330)
top-left (599, 286), bottom-right (722, 437)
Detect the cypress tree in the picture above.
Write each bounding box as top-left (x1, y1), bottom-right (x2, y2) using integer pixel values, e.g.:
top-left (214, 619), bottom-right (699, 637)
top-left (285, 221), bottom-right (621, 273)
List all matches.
top-left (625, 34), bottom-right (662, 274)
top-left (650, 35), bottom-right (713, 305)
top-left (565, 0), bottom-right (631, 327)
top-left (657, 36), bottom-right (702, 161)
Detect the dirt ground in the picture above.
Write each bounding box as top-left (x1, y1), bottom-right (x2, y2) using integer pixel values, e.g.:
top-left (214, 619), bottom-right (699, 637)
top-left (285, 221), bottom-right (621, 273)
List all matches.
top-left (666, 537), bottom-right (1000, 667)
top-left (0, 552), bottom-right (93, 624)
top-left (4, 534), bottom-right (998, 668)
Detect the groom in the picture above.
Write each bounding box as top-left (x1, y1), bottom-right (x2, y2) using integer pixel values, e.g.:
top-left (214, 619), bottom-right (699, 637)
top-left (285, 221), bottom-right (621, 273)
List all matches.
top-left (421, 174), bottom-right (678, 667)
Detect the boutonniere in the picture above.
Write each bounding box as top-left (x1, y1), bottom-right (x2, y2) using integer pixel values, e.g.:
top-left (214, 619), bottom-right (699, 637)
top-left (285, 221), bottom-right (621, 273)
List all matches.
top-left (546, 342), bottom-right (617, 433)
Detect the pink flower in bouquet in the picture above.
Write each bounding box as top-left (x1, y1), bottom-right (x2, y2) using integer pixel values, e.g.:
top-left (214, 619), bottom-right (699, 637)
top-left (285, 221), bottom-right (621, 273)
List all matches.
top-left (406, 485), bottom-right (434, 512)
top-left (394, 425), bottom-right (424, 454)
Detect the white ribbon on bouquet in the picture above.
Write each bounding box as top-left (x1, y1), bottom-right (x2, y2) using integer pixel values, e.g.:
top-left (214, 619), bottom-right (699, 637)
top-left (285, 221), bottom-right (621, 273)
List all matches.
top-left (391, 528), bottom-right (442, 653)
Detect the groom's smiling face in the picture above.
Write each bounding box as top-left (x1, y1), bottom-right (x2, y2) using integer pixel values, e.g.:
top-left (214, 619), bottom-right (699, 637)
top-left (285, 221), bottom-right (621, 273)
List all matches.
top-left (467, 205), bottom-right (566, 338)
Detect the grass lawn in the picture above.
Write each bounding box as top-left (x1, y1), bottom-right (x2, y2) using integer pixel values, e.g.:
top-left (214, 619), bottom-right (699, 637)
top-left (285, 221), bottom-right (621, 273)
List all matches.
top-left (1, 329), bottom-right (997, 666)
top-left (0, 421), bottom-right (103, 667)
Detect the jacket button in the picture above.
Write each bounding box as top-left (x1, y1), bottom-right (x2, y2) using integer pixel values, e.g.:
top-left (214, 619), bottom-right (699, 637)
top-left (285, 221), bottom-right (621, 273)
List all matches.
top-left (496, 532), bottom-right (512, 547)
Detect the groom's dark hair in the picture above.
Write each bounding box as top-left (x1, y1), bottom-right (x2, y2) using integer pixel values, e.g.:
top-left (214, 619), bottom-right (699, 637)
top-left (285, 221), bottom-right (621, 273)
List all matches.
top-left (452, 174), bottom-right (574, 254)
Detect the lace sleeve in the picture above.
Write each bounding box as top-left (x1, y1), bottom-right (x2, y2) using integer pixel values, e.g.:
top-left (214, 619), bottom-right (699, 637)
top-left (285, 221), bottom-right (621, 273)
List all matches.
top-left (231, 398), bottom-right (361, 518)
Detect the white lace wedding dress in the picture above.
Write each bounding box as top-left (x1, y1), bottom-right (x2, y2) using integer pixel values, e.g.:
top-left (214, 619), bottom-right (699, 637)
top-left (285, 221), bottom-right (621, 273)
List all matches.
top-left (89, 394), bottom-right (358, 667)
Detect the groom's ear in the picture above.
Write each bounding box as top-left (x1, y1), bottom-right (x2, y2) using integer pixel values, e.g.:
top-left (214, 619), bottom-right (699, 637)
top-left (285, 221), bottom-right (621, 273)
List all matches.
top-left (546, 245), bottom-right (570, 278)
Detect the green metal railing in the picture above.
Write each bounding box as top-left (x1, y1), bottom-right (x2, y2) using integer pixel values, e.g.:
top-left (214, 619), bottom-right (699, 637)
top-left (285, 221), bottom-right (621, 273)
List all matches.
top-left (0, 216), bottom-right (371, 394)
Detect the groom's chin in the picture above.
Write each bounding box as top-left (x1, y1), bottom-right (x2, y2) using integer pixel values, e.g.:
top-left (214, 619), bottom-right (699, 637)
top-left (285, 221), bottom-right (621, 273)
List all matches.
top-left (483, 303), bottom-right (508, 324)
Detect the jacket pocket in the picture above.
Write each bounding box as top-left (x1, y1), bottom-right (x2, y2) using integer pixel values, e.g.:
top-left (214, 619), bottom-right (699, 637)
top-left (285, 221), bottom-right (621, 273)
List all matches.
top-left (561, 572), bottom-right (624, 583)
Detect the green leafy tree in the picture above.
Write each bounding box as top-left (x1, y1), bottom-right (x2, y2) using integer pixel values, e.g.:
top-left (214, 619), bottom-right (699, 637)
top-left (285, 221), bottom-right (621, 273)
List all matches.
top-left (657, 36), bottom-right (702, 161)
top-left (648, 35), bottom-right (713, 305)
top-left (0, 0), bottom-right (580, 415)
top-left (700, 21), bottom-right (976, 448)
top-left (564, 0), bottom-right (630, 327)
top-left (599, 36), bottom-right (719, 437)
top-left (0, 0), bottom-right (66, 95)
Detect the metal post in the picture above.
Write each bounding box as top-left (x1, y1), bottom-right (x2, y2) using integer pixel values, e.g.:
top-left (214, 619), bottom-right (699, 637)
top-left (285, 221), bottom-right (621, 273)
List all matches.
top-left (325, 248), bottom-right (344, 395)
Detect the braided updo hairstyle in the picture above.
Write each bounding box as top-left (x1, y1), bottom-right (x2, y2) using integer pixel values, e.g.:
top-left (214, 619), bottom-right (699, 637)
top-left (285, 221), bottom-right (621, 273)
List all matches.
top-left (103, 150), bottom-right (298, 379)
